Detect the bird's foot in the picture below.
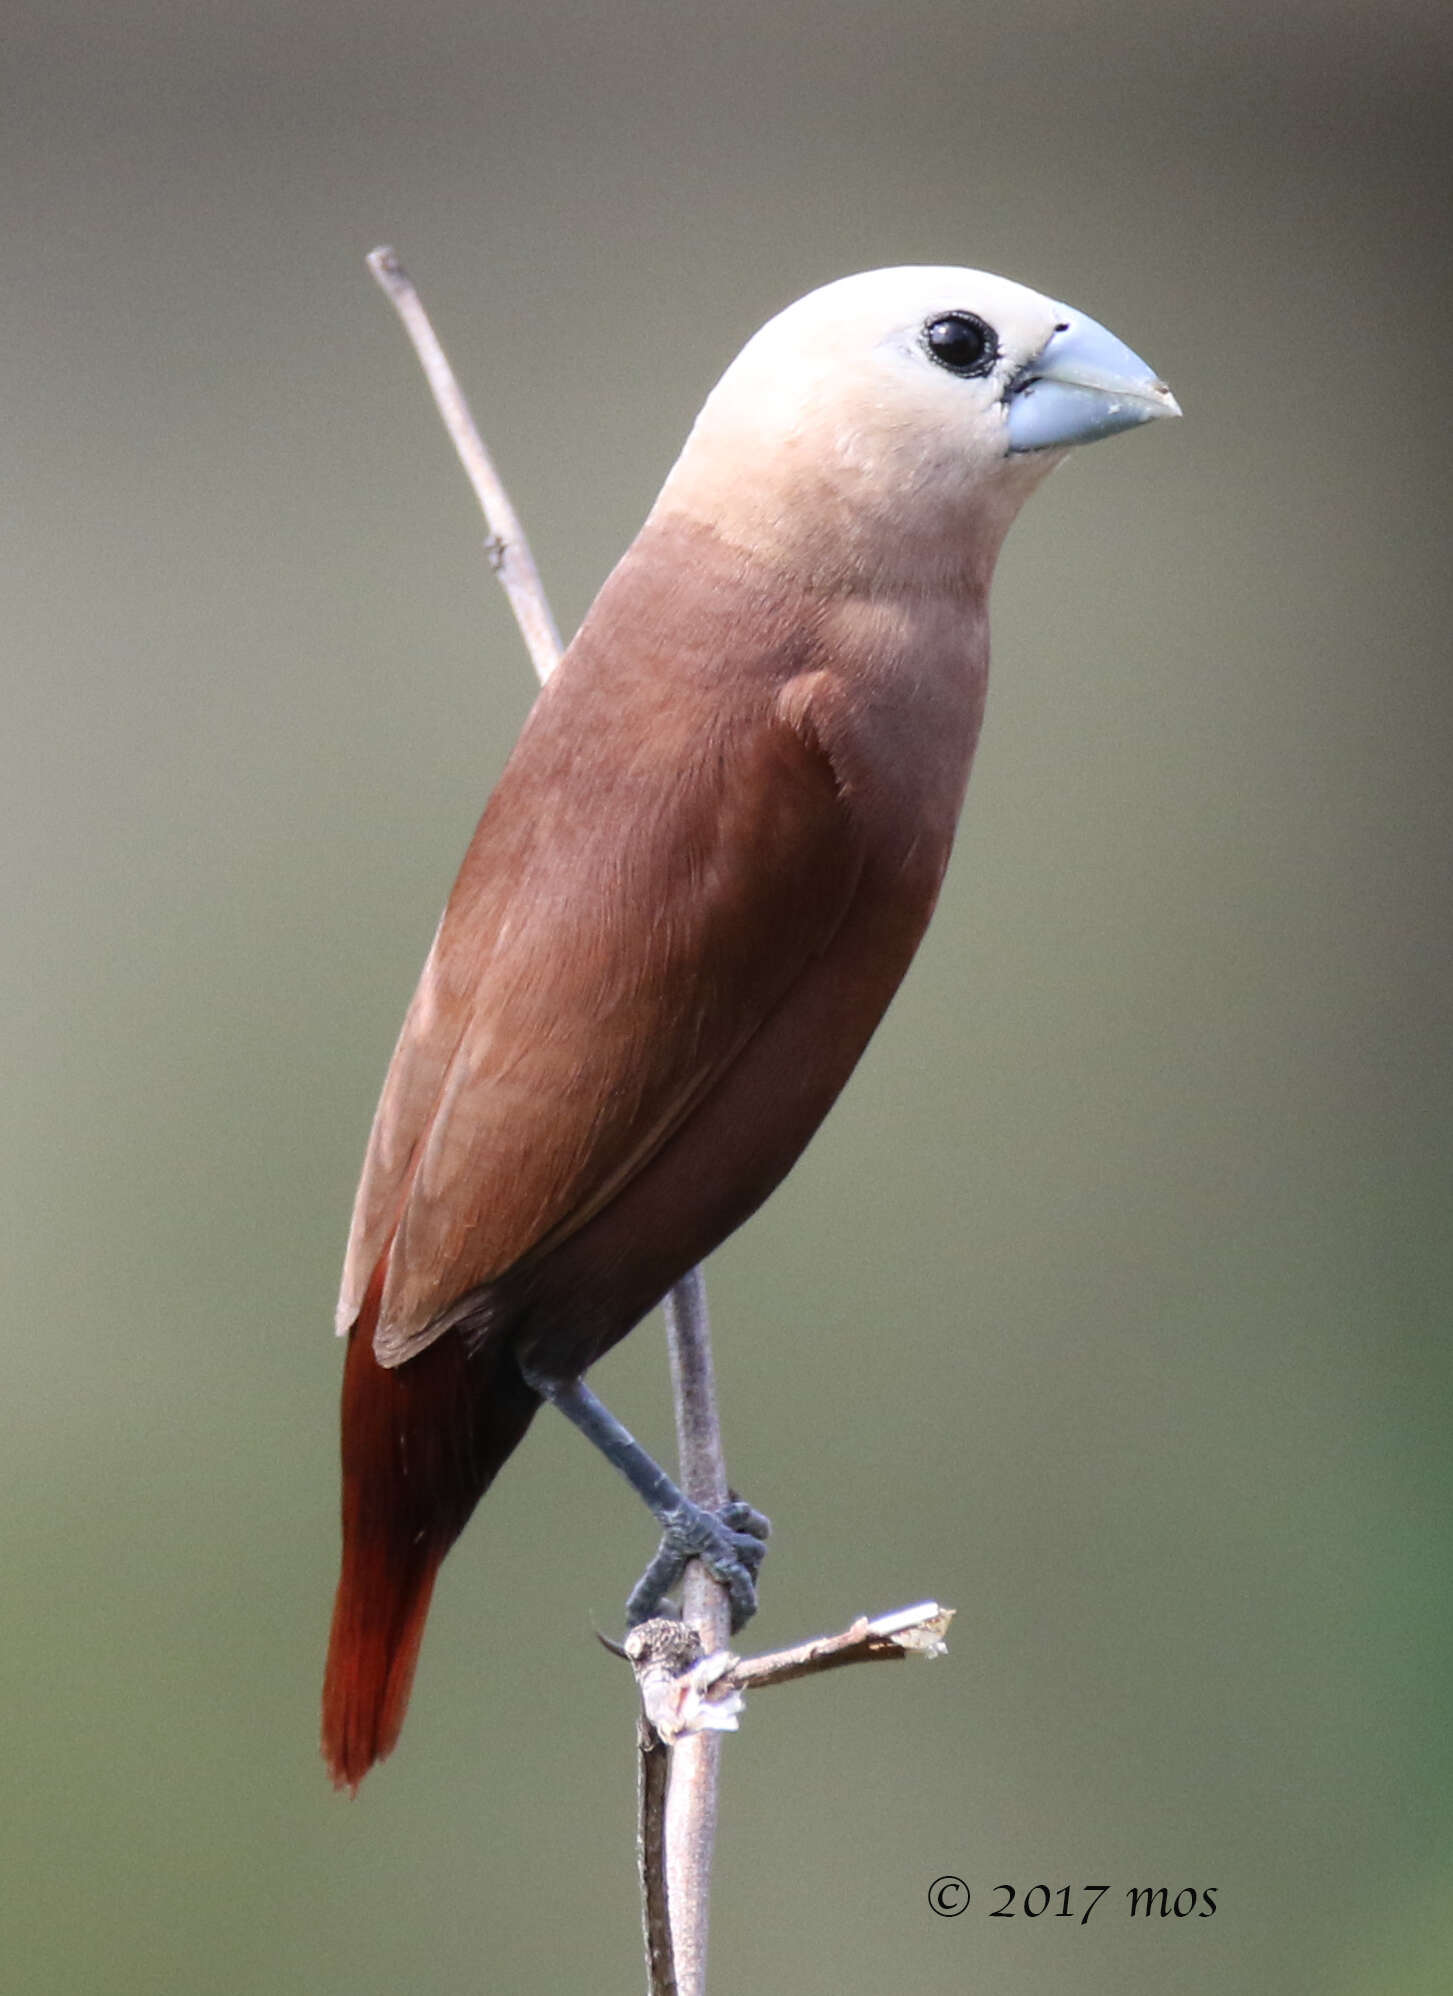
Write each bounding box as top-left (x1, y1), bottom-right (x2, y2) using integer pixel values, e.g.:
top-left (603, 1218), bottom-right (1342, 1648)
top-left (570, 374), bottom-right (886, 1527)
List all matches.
top-left (626, 1496), bottom-right (771, 1634)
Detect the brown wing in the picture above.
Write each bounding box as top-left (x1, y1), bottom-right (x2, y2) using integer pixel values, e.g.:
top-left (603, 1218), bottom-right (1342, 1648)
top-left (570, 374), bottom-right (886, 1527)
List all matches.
top-left (338, 657), bottom-right (865, 1368)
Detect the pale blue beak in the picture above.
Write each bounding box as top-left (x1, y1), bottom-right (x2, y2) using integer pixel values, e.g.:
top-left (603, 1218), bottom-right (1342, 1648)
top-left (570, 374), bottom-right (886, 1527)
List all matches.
top-left (1005, 309), bottom-right (1180, 453)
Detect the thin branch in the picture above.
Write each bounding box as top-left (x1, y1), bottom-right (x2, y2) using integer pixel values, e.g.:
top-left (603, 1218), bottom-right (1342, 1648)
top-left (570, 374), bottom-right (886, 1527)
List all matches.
top-left (660, 1270), bottom-right (728, 1996)
top-left (366, 246), bottom-right (563, 685)
top-left (365, 247), bottom-right (732, 1996)
top-left (637, 1718), bottom-right (677, 1996)
top-left (728, 1602), bottom-right (954, 1691)
top-left (626, 1605), bottom-right (954, 1742)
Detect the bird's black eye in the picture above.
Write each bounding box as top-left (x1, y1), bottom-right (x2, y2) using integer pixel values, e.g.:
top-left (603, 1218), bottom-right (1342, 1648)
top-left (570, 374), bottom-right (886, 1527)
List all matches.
top-left (923, 313), bottom-right (997, 378)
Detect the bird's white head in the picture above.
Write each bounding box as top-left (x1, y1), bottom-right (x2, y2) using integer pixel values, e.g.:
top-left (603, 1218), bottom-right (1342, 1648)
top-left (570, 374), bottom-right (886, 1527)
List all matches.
top-left (653, 265), bottom-right (1178, 594)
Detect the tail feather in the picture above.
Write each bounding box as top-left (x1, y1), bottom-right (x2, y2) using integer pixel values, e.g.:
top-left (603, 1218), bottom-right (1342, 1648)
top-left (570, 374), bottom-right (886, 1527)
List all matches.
top-left (321, 1280), bottom-right (538, 1791)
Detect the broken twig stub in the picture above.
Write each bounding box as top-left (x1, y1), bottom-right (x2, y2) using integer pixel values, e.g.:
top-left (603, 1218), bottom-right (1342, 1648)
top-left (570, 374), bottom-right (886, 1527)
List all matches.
top-left (626, 1604), bottom-right (954, 1742)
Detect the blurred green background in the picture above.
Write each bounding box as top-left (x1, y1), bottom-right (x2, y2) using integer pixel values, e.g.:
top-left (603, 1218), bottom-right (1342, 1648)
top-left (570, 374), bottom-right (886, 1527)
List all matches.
top-left (4, 2), bottom-right (1450, 1991)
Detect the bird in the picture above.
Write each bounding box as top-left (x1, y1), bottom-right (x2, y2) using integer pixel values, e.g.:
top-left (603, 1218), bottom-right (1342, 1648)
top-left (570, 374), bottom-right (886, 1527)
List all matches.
top-left (322, 265), bottom-right (1179, 1790)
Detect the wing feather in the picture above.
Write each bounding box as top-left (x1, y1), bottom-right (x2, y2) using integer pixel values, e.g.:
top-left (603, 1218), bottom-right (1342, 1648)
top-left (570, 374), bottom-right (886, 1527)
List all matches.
top-left (339, 664), bottom-right (863, 1369)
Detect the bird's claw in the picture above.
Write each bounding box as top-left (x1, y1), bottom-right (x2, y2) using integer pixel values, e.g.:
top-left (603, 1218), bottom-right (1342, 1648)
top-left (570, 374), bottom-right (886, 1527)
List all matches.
top-left (626, 1495), bottom-right (772, 1634)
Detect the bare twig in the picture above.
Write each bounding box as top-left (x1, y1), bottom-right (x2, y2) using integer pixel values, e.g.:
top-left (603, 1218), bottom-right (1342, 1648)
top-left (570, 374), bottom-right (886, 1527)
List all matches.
top-left (366, 246), bottom-right (563, 684)
top-left (625, 1605), bottom-right (954, 1742)
top-left (727, 1601), bottom-right (954, 1690)
top-left (637, 1717), bottom-right (677, 1996)
top-left (366, 247), bottom-right (733, 1996)
top-left (660, 1269), bottom-right (728, 1996)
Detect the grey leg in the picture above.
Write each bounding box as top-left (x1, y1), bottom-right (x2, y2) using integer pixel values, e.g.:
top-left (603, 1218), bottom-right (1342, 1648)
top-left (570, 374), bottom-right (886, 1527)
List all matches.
top-left (522, 1368), bottom-right (769, 1632)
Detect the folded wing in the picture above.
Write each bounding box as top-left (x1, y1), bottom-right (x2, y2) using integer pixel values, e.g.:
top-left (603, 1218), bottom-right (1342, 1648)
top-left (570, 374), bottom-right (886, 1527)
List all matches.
top-left (338, 660), bottom-right (865, 1369)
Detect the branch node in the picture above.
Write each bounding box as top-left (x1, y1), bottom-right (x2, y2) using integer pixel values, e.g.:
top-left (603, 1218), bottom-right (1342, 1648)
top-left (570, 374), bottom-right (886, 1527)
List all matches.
top-left (626, 1619), bottom-right (744, 1745)
top-left (621, 1602), bottom-right (956, 1715)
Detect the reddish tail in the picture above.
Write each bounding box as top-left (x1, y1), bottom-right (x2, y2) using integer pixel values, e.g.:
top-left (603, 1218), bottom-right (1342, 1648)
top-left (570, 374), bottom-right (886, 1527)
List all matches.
top-left (321, 1281), bottom-right (538, 1791)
